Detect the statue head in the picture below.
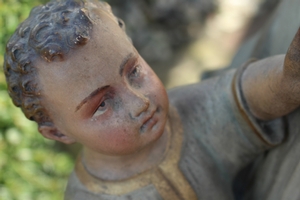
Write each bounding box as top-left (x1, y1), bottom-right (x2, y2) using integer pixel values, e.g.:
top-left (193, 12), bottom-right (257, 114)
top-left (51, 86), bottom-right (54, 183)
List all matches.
top-left (4, 0), bottom-right (169, 155)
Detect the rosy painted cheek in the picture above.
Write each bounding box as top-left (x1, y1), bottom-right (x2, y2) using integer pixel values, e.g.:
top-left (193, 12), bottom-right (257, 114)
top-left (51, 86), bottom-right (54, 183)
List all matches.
top-left (101, 128), bottom-right (140, 154)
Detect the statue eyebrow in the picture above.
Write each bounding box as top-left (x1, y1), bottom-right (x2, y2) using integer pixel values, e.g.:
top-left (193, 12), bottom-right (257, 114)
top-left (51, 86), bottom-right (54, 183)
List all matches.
top-left (75, 85), bottom-right (110, 112)
top-left (119, 52), bottom-right (135, 76)
top-left (75, 53), bottom-right (136, 112)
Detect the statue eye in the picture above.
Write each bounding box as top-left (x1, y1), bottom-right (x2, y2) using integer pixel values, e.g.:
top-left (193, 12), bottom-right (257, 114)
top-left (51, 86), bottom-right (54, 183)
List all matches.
top-left (99, 101), bottom-right (106, 108)
top-left (94, 99), bottom-right (109, 116)
top-left (118, 19), bottom-right (125, 29)
top-left (129, 65), bottom-right (141, 78)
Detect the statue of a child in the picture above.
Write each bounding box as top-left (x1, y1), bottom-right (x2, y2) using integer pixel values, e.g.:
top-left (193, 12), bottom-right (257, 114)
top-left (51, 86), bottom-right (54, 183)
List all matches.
top-left (3, 0), bottom-right (300, 199)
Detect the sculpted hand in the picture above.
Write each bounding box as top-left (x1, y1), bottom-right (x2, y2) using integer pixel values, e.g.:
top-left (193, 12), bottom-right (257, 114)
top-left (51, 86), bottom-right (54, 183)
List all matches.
top-left (284, 27), bottom-right (300, 79)
top-left (281, 27), bottom-right (300, 104)
top-left (242, 27), bottom-right (300, 120)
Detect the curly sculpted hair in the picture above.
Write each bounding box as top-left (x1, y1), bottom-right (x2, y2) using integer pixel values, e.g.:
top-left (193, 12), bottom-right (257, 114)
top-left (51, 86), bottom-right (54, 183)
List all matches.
top-left (3, 0), bottom-right (115, 125)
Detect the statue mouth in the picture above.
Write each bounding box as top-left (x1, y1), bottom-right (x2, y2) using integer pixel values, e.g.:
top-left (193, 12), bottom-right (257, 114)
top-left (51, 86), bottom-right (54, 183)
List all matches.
top-left (140, 108), bottom-right (158, 132)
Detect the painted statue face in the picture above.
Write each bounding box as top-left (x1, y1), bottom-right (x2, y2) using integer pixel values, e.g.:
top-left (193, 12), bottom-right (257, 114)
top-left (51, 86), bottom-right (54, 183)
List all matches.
top-left (37, 6), bottom-right (169, 155)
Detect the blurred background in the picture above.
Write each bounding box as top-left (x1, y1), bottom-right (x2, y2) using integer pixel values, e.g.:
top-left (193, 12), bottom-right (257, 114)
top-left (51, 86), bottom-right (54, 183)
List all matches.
top-left (0, 0), bottom-right (275, 199)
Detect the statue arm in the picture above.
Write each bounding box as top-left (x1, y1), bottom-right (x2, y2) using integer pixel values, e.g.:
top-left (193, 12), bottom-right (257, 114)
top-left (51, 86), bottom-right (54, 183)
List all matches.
top-left (242, 27), bottom-right (300, 121)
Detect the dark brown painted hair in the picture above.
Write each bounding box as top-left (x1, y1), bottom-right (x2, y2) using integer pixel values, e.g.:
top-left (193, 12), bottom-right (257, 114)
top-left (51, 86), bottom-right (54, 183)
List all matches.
top-left (3, 0), bottom-right (94, 125)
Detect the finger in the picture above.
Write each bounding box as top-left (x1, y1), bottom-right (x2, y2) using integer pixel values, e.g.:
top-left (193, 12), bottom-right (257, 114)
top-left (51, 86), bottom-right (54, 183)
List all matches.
top-left (284, 27), bottom-right (300, 77)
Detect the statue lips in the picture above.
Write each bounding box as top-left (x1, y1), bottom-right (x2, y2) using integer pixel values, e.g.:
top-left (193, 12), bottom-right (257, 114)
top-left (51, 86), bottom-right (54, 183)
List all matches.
top-left (140, 108), bottom-right (158, 132)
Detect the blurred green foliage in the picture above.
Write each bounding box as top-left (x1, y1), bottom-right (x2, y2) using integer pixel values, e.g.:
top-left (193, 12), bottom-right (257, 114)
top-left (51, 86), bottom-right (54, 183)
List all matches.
top-left (0, 1), bottom-right (75, 199)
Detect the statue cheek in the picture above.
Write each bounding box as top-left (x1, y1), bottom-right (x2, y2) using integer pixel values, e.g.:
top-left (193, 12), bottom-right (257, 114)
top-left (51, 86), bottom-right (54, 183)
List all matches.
top-left (101, 130), bottom-right (140, 154)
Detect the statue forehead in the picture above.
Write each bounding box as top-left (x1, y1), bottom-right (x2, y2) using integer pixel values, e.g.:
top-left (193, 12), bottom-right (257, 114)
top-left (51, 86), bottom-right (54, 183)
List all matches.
top-left (36, 11), bottom-right (133, 91)
top-left (83, 0), bottom-right (117, 21)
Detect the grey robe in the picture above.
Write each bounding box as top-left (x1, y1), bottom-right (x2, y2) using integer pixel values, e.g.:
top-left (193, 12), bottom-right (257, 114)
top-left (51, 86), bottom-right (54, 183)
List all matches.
top-left (65, 69), bottom-right (284, 200)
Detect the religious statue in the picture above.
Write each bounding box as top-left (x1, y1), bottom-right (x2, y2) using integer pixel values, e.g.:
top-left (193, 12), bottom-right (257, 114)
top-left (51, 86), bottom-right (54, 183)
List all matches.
top-left (3, 0), bottom-right (300, 199)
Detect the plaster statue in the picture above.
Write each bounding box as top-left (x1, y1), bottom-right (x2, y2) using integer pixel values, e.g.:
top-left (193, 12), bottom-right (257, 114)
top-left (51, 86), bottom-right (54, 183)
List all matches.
top-left (3, 0), bottom-right (300, 199)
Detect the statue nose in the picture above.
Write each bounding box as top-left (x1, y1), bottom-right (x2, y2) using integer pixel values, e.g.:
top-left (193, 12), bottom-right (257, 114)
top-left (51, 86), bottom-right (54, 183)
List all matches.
top-left (128, 90), bottom-right (150, 119)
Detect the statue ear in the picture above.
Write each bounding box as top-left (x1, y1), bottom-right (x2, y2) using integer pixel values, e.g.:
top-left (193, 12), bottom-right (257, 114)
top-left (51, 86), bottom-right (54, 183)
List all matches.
top-left (38, 124), bottom-right (76, 144)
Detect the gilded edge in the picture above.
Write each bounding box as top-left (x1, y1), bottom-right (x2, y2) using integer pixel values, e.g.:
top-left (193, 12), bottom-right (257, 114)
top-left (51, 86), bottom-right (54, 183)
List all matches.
top-left (231, 58), bottom-right (280, 147)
